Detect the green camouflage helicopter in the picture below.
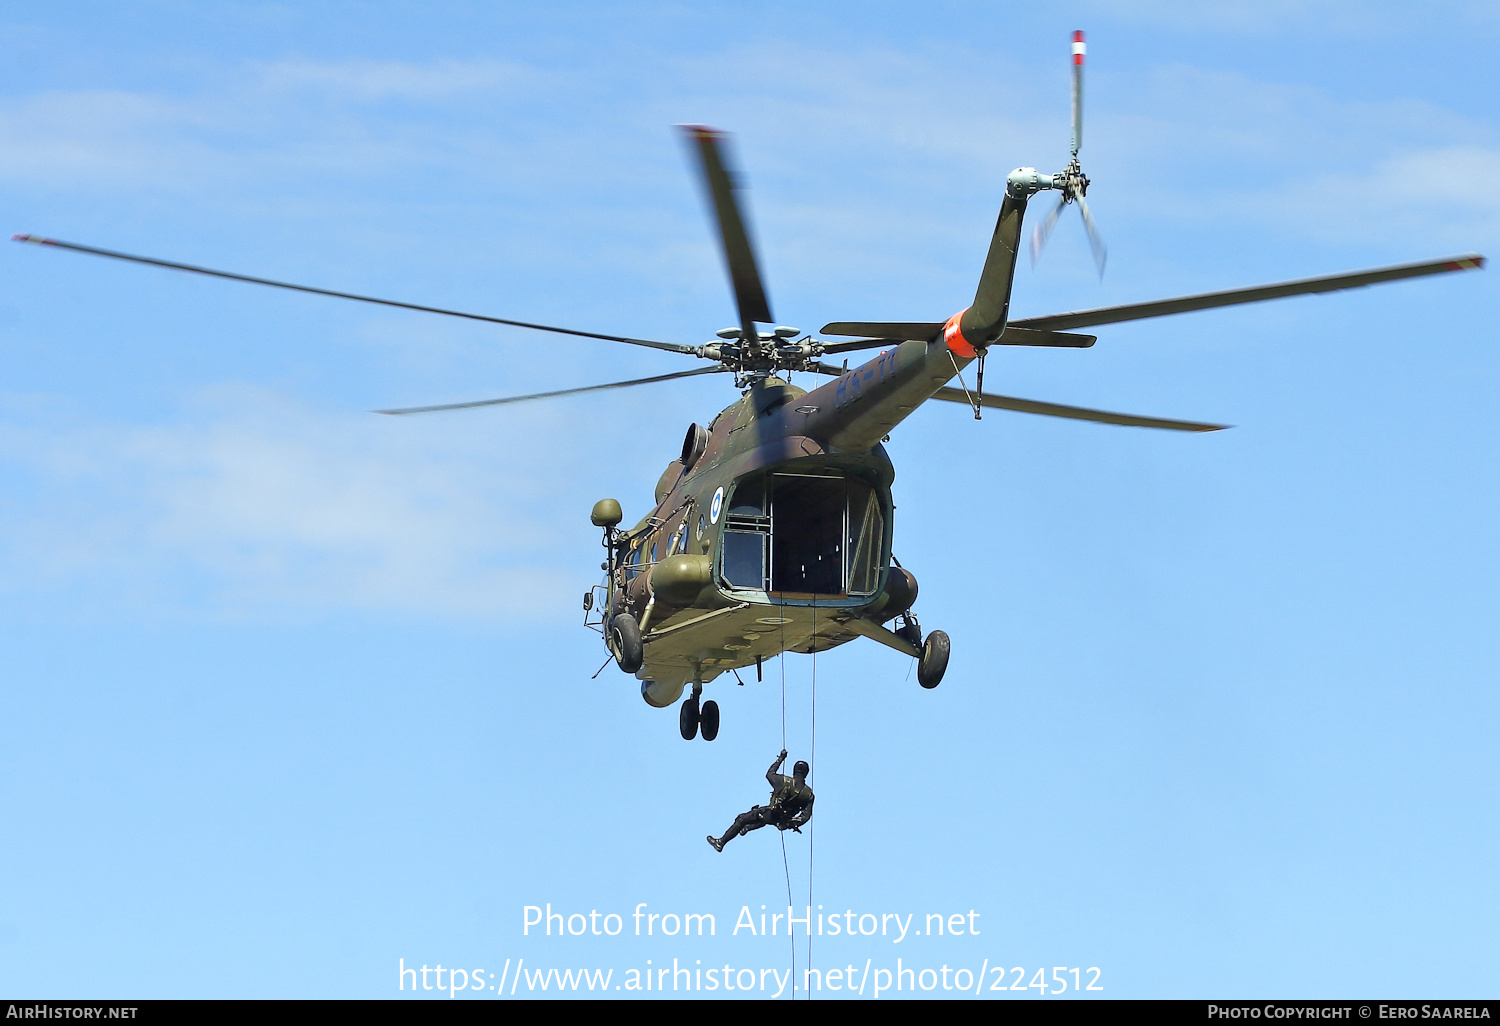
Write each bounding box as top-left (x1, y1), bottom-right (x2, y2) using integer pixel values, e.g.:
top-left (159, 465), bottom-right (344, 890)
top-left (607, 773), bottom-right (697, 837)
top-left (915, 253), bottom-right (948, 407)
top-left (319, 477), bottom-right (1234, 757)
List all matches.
top-left (14, 33), bottom-right (1484, 742)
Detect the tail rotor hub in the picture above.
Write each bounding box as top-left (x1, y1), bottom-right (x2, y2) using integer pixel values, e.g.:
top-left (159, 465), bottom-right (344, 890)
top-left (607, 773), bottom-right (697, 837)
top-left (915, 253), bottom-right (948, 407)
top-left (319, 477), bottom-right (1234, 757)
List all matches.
top-left (1057, 157), bottom-right (1089, 205)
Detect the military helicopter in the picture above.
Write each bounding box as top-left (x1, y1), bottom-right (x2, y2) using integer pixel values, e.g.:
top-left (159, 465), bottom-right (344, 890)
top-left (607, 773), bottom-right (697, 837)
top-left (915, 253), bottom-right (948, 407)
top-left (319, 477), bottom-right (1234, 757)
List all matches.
top-left (13, 33), bottom-right (1484, 742)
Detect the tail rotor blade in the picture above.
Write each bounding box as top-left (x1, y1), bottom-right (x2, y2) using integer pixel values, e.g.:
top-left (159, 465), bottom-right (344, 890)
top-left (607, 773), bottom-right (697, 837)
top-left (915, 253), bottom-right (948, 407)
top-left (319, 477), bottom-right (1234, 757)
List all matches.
top-left (1030, 194), bottom-right (1068, 265)
top-left (680, 125), bottom-right (773, 342)
top-left (1070, 30), bottom-right (1085, 158)
top-left (1075, 192), bottom-right (1107, 278)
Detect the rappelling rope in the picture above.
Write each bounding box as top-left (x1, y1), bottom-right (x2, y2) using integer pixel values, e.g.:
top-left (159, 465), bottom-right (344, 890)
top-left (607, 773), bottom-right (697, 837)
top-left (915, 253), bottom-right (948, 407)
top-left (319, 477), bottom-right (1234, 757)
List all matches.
top-left (779, 829), bottom-right (795, 988)
top-left (773, 595), bottom-right (820, 999)
top-left (778, 599), bottom-right (795, 991)
top-left (807, 599), bottom-right (817, 999)
top-left (779, 602), bottom-right (788, 751)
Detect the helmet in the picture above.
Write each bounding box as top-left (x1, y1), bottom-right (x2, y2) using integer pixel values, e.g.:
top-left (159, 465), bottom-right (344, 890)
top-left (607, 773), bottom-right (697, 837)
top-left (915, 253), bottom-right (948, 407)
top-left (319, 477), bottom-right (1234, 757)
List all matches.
top-left (793, 760), bottom-right (810, 778)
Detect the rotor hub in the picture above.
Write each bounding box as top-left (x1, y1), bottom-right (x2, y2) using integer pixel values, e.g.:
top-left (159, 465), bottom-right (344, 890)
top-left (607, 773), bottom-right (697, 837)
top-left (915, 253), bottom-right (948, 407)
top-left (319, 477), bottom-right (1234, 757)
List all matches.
top-left (698, 327), bottom-right (826, 384)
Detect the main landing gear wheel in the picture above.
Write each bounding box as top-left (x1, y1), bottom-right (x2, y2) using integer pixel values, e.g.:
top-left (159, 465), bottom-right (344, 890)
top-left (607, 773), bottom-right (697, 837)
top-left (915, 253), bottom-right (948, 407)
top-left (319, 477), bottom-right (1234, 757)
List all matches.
top-left (679, 698), bottom-right (699, 740)
top-left (609, 613), bottom-right (643, 674)
top-left (700, 700), bottom-right (720, 741)
top-left (917, 629), bottom-right (950, 689)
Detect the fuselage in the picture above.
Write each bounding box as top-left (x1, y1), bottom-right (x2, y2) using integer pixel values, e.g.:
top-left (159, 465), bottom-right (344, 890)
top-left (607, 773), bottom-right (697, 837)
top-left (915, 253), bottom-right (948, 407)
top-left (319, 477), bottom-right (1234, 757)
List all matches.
top-left (609, 332), bottom-right (977, 705)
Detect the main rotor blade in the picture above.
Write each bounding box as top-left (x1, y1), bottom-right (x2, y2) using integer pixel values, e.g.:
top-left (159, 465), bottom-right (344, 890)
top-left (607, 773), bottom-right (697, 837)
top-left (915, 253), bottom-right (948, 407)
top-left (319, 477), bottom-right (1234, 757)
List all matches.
top-left (680, 126), bottom-right (773, 341)
top-left (1012, 254), bottom-right (1486, 332)
top-left (817, 337), bottom-right (905, 355)
top-left (931, 387), bottom-right (1227, 431)
top-left (374, 366), bottom-right (727, 415)
top-left (822, 321), bottom-right (942, 341)
top-left (1074, 192), bottom-right (1107, 277)
top-left (802, 359), bottom-right (1222, 429)
top-left (11, 234), bottom-right (698, 356)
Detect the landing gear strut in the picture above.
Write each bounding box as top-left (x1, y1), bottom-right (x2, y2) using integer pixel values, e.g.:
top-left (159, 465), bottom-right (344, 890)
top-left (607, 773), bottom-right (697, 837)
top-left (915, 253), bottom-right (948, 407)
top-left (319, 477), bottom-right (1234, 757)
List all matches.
top-left (896, 611), bottom-right (949, 689)
top-left (894, 611), bottom-right (922, 649)
top-left (679, 683), bottom-right (720, 741)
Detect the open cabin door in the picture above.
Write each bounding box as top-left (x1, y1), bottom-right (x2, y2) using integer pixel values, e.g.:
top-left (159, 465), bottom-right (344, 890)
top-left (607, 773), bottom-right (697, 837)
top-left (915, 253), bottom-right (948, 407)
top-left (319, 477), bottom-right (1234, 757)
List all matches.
top-left (720, 471), bottom-right (887, 600)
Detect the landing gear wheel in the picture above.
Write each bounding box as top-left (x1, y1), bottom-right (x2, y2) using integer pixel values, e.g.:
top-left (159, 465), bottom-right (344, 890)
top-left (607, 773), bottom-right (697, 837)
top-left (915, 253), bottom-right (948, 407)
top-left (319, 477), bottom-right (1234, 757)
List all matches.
top-left (679, 696), bottom-right (700, 740)
top-left (700, 700), bottom-right (720, 741)
top-left (609, 613), bottom-right (643, 674)
top-left (917, 629), bottom-right (950, 689)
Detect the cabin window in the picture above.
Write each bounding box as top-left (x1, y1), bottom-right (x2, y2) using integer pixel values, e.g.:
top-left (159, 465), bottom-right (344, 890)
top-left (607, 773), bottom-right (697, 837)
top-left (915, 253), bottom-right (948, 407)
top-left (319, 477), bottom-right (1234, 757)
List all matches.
top-left (729, 478), bottom-right (765, 517)
top-left (719, 472), bottom-right (885, 597)
top-left (845, 479), bottom-right (884, 596)
top-left (722, 478), bottom-right (770, 589)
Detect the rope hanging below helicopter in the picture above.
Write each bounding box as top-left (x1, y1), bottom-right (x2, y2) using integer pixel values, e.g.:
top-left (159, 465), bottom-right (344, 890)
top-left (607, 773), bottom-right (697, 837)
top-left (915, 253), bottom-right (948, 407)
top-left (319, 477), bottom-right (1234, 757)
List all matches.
top-left (770, 597), bottom-right (818, 998)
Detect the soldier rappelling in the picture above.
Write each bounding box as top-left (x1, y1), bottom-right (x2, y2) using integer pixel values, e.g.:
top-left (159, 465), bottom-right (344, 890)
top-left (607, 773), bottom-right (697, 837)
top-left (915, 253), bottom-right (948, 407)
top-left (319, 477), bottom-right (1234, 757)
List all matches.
top-left (707, 749), bottom-right (813, 851)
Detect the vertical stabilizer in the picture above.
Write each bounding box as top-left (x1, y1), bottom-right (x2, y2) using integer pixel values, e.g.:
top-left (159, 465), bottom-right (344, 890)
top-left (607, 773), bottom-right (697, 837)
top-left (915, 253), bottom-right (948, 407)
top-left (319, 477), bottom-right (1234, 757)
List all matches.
top-left (957, 189), bottom-right (1030, 347)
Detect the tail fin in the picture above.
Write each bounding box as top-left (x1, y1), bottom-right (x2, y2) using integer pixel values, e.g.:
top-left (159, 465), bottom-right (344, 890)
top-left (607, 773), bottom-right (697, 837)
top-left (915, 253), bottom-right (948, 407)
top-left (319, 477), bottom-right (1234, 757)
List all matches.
top-left (958, 189), bottom-right (1029, 346)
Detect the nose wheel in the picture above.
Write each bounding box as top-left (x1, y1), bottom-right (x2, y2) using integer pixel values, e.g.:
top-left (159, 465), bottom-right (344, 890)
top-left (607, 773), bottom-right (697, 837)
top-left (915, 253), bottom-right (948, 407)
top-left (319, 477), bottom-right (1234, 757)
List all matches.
top-left (608, 613), bottom-right (643, 674)
top-left (679, 684), bottom-right (720, 741)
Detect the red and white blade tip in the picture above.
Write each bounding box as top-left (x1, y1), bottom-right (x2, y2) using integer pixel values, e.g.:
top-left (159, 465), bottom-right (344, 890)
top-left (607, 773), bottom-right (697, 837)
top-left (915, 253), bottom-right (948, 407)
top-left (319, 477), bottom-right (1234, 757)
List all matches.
top-left (1072, 30), bottom-right (1085, 64)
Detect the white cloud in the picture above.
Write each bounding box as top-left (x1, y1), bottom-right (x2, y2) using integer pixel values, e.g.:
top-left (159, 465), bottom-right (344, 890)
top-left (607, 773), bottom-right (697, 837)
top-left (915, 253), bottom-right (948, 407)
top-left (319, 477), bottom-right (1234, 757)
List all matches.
top-left (256, 57), bottom-right (533, 101)
top-left (0, 387), bottom-right (575, 622)
top-left (1244, 145), bottom-right (1500, 249)
top-left (0, 57), bottom-right (547, 195)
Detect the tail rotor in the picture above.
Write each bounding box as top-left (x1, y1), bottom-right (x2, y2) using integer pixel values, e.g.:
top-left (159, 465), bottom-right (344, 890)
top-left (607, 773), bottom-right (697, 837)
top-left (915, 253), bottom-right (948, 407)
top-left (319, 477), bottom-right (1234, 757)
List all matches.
top-left (1030, 30), bottom-right (1107, 277)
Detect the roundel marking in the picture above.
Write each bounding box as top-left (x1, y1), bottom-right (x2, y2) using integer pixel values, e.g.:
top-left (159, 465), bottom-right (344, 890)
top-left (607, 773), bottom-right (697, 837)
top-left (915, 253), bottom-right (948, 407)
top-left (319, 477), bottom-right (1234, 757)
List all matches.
top-left (709, 487), bottom-right (724, 524)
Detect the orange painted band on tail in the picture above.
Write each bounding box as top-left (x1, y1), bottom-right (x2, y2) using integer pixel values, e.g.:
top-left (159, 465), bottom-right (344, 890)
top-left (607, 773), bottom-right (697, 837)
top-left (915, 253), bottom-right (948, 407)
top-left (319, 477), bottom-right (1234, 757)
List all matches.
top-left (942, 311), bottom-right (978, 359)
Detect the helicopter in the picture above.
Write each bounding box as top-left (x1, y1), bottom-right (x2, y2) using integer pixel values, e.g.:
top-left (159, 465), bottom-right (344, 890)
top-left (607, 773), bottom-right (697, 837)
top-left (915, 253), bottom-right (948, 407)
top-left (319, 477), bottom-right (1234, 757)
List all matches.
top-left (12, 32), bottom-right (1484, 743)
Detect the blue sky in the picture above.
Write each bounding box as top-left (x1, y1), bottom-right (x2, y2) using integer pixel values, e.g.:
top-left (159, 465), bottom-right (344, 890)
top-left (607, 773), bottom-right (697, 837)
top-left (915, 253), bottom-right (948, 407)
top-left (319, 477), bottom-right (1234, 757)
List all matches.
top-left (1, 0), bottom-right (1496, 1000)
